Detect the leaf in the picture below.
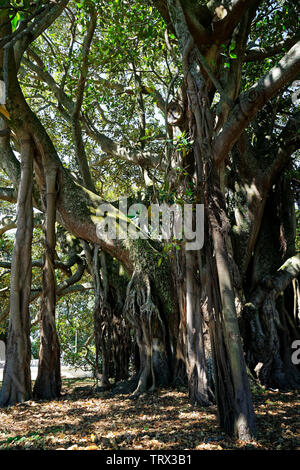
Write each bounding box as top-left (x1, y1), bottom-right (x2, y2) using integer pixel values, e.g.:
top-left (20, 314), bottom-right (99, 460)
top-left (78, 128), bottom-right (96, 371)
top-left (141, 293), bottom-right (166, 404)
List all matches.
top-left (10, 12), bottom-right (20, 32)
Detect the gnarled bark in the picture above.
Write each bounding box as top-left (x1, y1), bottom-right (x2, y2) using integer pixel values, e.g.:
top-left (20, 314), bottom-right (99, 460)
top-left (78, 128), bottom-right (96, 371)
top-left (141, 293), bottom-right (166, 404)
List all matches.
top-left (167, 0), bottom-right (257, 439)
top-left (124, 269), bottom-right (172, 395)
top-left (207, 176), bottom-right (256, 439)
top-left (243, 180), bottom-right (300, 389)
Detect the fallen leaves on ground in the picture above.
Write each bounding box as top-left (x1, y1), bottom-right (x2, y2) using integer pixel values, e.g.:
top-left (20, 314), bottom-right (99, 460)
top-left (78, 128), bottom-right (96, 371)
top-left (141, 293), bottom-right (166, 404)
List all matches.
top-left (0, 379), bottom-right (299, 450)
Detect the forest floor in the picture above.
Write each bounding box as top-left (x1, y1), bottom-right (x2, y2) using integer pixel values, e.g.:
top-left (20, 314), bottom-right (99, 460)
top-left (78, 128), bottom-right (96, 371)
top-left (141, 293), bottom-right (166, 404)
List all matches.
top-left (0, 378), bottom-right (299, 451)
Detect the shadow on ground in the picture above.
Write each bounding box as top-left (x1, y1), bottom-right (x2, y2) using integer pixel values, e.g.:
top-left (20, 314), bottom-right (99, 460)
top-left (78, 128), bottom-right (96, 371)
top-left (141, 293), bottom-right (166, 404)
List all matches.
top-left (0, 378), bottom-right (299, 450)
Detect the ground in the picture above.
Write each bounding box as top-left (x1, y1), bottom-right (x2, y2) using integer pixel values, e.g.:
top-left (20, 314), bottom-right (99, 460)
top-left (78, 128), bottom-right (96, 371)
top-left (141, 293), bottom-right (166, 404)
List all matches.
top-left (0, 378), bottom-right (299, 450)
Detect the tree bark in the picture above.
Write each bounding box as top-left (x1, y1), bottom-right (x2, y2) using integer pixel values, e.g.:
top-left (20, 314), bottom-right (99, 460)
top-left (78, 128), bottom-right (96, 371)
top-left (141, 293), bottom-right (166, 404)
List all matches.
top-left (243, 180), bottom-right (300, 389)
top-left (186, 250), bottom-right (212, 405)
top-left (92, 247), bottom-right (112, 389)
top-left (124, 269), bottom-right (172, 395)
top-left (0, 137), bottom-right (33, 406)
top-left (33, 167), bottom-right (61, 399)
top-left (207, 175), bottom-right (256, 439)
top-left (166, 0), bottom-right (257, 439)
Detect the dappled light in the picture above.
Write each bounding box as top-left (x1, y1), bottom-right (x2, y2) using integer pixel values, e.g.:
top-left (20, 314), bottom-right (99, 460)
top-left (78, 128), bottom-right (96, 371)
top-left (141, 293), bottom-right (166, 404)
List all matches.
top-left (0, 0), bottom-right (299, 452)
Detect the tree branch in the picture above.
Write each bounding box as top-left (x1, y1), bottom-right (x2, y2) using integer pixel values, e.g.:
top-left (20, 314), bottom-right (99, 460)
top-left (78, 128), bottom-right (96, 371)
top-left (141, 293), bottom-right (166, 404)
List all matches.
top-left (71, 5), bottom-right (97, 191)
top-left (0, 257), bottom-right (87, 325)
top-left (248, 255), bottom-right (300, 310)
top-left (0, 187), bottom-right (17, 203)
top-left (264, 112), bottom-right (300, 188)
top-left (0, 118), bottom-right (20, 187)
top-left (208, 0), bottom-right (261, 43)
top-left (22, 53), bottom-right (165, 171)
top-left (213, 41), bottom-right (300, 166)
top-left (57, 282), bottom-right (93, 298)
top-left (84, 125), bottom-right (164, 170)
top-left (13, 0), bottom-right (70, 68)
top-left (0, 253), bottom-right (82, 277)
top-left (245, 34), bottom-right (300, 62)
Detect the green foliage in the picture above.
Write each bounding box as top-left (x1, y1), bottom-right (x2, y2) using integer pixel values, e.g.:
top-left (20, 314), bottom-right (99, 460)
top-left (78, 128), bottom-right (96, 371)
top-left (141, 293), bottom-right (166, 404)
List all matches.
top-left (1, 0), bottom-right (299, 376)
top-left (242, 0), bottom-right (299, 89)
top-left (20, 0), bottom-right (172, 200)
top-left (56, 292), bottom-right (95, 371)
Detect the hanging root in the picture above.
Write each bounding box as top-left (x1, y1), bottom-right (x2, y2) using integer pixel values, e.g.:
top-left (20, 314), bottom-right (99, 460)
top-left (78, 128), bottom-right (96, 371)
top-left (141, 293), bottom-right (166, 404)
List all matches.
top-left (124, 271), bottom-right (166, 396)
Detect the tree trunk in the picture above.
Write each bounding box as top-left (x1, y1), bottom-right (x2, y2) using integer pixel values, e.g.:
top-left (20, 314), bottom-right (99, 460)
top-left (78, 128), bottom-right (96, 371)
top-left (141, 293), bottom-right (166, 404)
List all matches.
top-left (186, 250), bottom-right (212, 405)
top-left (92, 247), bottom-right (111, 389)
top-left (206, 175), bottom-right (256, 439)
top-left (243, 180), bottom-right (300, 389)
top-left (0, 137), bottom-right (33, 406)
top-left (110, 287), bottom-right (131, 383)
top-left (124, 269), bottom-right (172, 395)
top-left (33, 167), bottom-right (61, 399)
top-left (163, 0), bottom-right (257, 439)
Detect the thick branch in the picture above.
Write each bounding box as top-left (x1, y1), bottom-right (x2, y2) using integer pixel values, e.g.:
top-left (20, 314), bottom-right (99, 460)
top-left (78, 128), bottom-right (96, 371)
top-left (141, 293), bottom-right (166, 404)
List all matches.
top-left (13, 0), bottom-right (70, 67)
top-left (57, 282), bottom-right (93, 298)
top-left (248, 255), bottom-right (300, 310)
top-left (264, 112), bottom-right (300, 188)
top-left (208, 0), bottom-right (261, 44)
top-left (0, 258), bottom-right (87, 325)
top-left (85, 126), bottom-right (163, 170)
top-left (0, 253), bottom-right (81, 277)
top-left (213, 41), bottom-right (300, 165)
top-left (0, 118), bottom-right (20, 187)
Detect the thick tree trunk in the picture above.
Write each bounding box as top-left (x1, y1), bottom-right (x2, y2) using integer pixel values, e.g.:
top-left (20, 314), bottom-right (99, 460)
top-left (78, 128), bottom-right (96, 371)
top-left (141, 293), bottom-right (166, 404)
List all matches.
top-left (33, 168), bottom-right (61, 399)
top-left (243, 178), bottom-right (300, 390)
top-left (110, 289), bottom-right (131, 383)
top-left (92, 248), bottom-right (111, 389)
top-left (124, 270), bottom-right (172, 395)
top-left (171, 253), bottom-right (188, 386)
top-left (165, 0), bottom-right (257, 439)
top-left (186, 250), bottom-right (212, 405)
top-left (85, 244), bottom-right (130, 387)
top-left (0, 137), bottom-right (33, 406)
top-left (112, 325), bottom-right (130, 383)
top-left (244, 289), bottom-right (300, 390)
top-left (207, 177), bottom-right (256, 439)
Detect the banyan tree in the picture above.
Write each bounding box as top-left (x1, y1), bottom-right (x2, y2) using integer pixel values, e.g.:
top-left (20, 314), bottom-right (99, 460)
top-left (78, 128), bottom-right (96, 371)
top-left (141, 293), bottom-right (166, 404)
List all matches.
top-left (0, 0), bottom-right (299, 442)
